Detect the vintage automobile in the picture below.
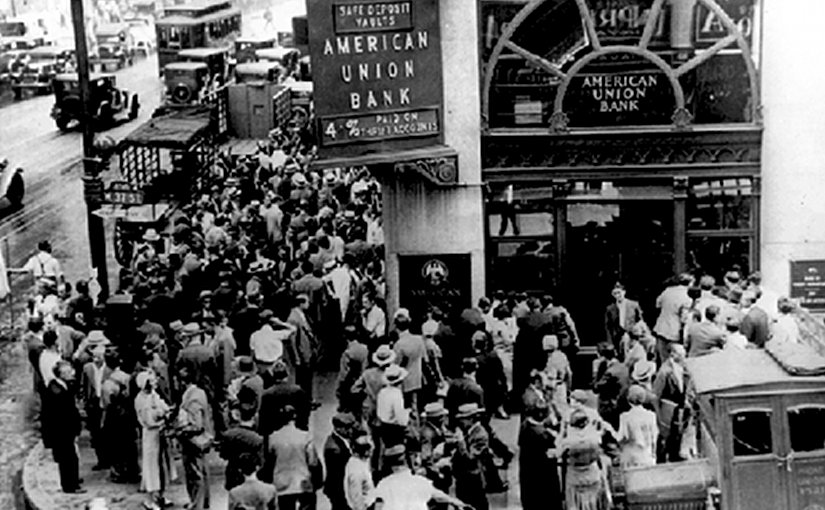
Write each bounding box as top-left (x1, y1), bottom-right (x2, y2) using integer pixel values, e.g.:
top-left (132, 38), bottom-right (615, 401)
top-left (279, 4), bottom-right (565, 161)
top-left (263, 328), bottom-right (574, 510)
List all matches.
top-left (254, 46), bottom-right (300, 75)
top-left (91, 23), bottom-right (136, 70)
top-left (10, 45), bottom-right (75, 98)
top-left (0, 49), bottom-right (28, 81)
top-left (123, 17), bottom-right (155, 56)
top-left (233, 35), bottom-right (276, 65)
top-left (162, 61), bottom-right (210, 106)
top-left (610, 339), bottom-right (825, 510)
top-left (50, 73), bottom-right (140, 131)
top-left (177, 47), bottom-right (230, 88)
top-left (0, 158), bottom-right (24, 209)
top-left (233, 61), bottom-right (281, 84)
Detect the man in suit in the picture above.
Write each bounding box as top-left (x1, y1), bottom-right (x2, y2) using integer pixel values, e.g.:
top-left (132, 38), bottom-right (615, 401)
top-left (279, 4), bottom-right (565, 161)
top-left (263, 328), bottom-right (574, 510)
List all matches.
top-left (653, 344), bottom-right (689, 462)
top-left (686, 305), bottom-right (726, 357)
top-left (512, 298), bottom-right (549, 401)
top-left (323, 413), bottom-right (355, 510)
top-left (259, 360), bottom-right (310, 437)
top-left (178, 364), bottom-right (214, 510)
top-left (446, 357), bottom-right (486, 427)
top-left (79, 343), bottom-right (111, 470)
top-left (593, 342), bottom-right (630, 430)
top-left (392, 308), bottom-right (427, 410)
top-left (42, 360), bottom-right (85, 493)
top-left (220, 404), bottom-right (264, 491)
top-left (228, 452), bottom-right (277, 510)
top-left (286, 294), bottom-right (317, 400)
top-left (653, 273), bottom-right (694, 363)
top-left (605, 282), bottom-right (644, 352)
top-left (263, 405), bottom-right (323, 510)
top-left (740, 290), bottom-right (770, 347)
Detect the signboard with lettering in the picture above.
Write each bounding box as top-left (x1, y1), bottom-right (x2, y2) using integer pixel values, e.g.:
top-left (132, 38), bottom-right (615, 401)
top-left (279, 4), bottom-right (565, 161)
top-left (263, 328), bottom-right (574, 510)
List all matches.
top-left (790, 260), bottom-right (825, 310)
top-left (694, 0), bottom-right (758, 51)
top-left (589, 0), bottom-right (667, 45)
top-left (564, 55), bottom-right (674, 127)
top-left (307, 0), bottom-right (443, 157)
top-left (398, 254), bottom-right (472, 324)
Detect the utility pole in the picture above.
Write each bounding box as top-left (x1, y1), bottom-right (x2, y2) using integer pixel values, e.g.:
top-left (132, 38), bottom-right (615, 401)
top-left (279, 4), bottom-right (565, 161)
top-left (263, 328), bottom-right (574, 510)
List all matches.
top-left (70, 0), bottom-right (110, 301)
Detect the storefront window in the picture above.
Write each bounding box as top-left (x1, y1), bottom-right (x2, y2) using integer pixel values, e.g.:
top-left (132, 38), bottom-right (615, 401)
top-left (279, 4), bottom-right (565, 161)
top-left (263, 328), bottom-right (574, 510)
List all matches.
top-left (732, 410), bottom-right (773, 457)
top-left (489, 240), bottom-right (557, 292)
top-left (688, 178), bottom-right (753, 230)
top-left (687, 236), bottom-right (751, 277)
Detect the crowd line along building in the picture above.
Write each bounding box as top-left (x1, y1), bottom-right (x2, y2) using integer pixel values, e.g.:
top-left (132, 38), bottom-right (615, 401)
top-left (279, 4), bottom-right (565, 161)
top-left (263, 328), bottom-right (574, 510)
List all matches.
top-left (306, 0), bottom-right (825, 353)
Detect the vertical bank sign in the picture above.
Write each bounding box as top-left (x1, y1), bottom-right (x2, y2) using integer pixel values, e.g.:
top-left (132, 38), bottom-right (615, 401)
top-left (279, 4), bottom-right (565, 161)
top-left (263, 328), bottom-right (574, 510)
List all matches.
top-left (307, 0), bottom-right (444, 156)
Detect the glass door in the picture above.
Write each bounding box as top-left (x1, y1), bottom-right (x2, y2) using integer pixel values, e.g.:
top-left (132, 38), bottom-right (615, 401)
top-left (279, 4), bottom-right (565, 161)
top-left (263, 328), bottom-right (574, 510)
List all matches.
top-left (562, 197), bottom-right (673, 347)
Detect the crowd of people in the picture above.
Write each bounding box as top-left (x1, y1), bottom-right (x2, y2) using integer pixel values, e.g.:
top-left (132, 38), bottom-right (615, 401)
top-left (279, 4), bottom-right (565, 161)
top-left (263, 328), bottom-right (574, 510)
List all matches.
top-left (15, 122), bottom-right (808, 510)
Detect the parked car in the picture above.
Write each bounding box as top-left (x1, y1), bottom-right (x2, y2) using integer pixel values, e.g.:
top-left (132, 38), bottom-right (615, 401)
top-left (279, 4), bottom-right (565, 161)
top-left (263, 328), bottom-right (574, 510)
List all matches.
top-left (162, 62), bottom-right (210, 105)
top-left (10, 45), bottom-right (75, 99)
top-left (233, 35), bottom-right (276, 65)
top-left (0, 49), bottom-right (28, 80)
top-left (177, 47), bottom-right (230, 88)
top-left (92, 23), bottom-right (136, 69)
top-left (255, 47), bottom-right (300, 75)
top-left (123, 17), bottom-right (155, 56)
top-left (50, 73), bottom-right (140, 131)
top-left (234, 61), bottom-right (281, 84)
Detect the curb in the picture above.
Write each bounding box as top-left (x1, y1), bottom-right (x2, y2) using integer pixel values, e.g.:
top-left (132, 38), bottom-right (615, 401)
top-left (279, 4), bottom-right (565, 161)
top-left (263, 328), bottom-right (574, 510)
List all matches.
top-left (21, 441), bottom-right (48, 510)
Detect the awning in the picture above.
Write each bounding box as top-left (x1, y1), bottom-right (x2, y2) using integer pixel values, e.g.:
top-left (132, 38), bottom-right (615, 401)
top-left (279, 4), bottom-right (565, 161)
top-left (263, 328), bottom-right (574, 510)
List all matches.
top-left (309, 145), bottom-right (459, 187)
top-left (122, 108), bottom-right (213, 150)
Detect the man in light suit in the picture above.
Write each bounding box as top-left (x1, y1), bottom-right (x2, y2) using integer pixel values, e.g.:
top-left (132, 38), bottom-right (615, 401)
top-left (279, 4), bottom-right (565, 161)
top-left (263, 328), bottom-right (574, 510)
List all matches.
top-left (178, 364), bottom-right (214, 510)
top-left (79, 343), bottom-right (111, 470)
top-left (604, 282), bottom-right (644, 352)
top-left (653, 273), bottom-right (694, 363)
top-left (228, 452), bottom-right (277, 510)
top-left (262, 405), bottom-right (323, 510)
top-left (391, 308), bottom-right (427, 410)
top-left (653, 344), bottom-right (689, 462)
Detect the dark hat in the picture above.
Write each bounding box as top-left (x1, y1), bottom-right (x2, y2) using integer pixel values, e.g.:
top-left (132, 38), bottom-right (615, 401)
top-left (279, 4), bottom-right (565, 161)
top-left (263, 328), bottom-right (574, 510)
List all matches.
top-left (271, 360), bottom-right (289, 380)
top-left (332, 412), bottom-right (357, 430)
top-left (237, 356), bottom-right (255, 374)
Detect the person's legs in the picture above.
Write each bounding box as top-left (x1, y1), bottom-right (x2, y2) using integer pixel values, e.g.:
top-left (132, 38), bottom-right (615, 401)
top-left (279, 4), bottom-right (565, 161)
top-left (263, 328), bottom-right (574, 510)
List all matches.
top-left (183, 450), bottom-right (207, 509)
top-left (54, 441), bottom-right (80, 491)
top-left (297, 492), bottom-right (317, 510)
top-left (278, 494), bottom-right (297, 510)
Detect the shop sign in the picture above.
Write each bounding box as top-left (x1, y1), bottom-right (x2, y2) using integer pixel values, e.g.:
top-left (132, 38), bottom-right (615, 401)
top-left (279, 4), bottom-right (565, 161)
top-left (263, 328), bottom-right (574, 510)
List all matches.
top-left (565, 62), bottom-right (674, 126)
top-left (589, 0), bottom-right (667, 45)
top-left (307, 0), bottom-right (443, 156)
top-left (695, 0), bottom-right (757, 49)
top-left (398, 254), bottom-right (472, 323)
top-left (790, 260), bottom-right (825, 310)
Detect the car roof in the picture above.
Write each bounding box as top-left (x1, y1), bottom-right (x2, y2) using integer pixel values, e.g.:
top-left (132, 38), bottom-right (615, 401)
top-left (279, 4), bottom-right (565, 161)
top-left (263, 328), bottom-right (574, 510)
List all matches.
top-left (255, 47), bottom-right (299, 59)
top-left (179, 47), bottom-right (228, 57)
top-left (55, 72), bottom-right (113, 81)
top-left (28, 46), bottom-right (73, 55)
top-left (235, 61), bottom-right (281, 73)
top-left (165, 61), bottom-right (208, 71)
top-left (97, 23), bottom-right (130, 34)
top-left (236, 35), bottom-right (276, 43)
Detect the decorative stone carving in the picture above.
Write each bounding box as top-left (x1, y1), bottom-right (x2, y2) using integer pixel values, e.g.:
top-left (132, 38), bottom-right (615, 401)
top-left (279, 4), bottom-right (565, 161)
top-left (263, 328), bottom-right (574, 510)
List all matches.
top-left (394, 154), bottom-right (459, 186)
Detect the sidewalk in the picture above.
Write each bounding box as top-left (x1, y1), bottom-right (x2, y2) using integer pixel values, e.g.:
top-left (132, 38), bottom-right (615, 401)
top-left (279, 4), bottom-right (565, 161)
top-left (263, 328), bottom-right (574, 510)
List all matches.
top-left (22, 372), bottom-right (525, 510)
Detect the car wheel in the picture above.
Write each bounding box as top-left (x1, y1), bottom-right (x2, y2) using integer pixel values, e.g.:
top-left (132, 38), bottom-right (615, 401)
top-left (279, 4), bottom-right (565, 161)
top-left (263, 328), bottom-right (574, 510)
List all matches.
top-left (55, 117), bottom-right (71, 131)
top-left (97, 103), bottom-right (113, 127)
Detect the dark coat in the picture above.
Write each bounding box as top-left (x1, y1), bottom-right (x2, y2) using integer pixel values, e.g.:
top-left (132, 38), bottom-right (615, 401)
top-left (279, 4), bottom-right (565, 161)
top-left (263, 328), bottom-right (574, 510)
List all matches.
top-left (513, 310), bottom-right (550, 398)
top-left (220, 424), bottom-right (265, 490)
top-left (259, 380), bottom-right (310, 436)
top-left (604, 299), bottom-right (643, 347)
top-left (445, 376), bottom-right (485, 418)
top-left (42, 379), bottom-right (81, 449)
top-left (322, 432), bottom-right (351, 503)
top-left (519, 419), bottom-right (561, 510)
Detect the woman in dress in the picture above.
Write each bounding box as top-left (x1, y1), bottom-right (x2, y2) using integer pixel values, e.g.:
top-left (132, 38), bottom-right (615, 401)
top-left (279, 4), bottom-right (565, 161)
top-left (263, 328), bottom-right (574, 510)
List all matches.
top-left (558, 409), bottom-right (611, 510)
top-left (616, 385), bottom-right (658, 469)
top-left (134, 370), bottom-right (174, 509)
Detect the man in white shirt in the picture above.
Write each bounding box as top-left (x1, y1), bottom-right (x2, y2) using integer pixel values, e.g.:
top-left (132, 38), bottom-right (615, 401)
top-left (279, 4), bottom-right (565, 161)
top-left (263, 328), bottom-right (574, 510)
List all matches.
top-left (361, 294), bottom-right (386, 344)
top-left (324, 259), bottom-right (353, 321)
top-left (373, 445), bottom-right (470, 510)
top-left (376, 364), bottom-right (409, 452)
top-left (39, 330), bottom-right (62, 389)
top-left (344, 435), bottom-right (375, 510)
top-left (22, 240), bottom-right (63, 282)
top-left (250, 310), bottom-right (292, 369)
top-left (653, 273), bottom-right (694, 363)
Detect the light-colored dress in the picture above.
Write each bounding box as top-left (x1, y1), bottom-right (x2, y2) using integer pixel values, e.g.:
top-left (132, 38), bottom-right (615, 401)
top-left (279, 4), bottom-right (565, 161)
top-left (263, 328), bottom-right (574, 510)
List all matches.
top-left (135, 389), bottom-right (173, 492)
top-left (617, 405), bottom-right (658, 468)
top-left (559, 428), bottom-right (611, 510)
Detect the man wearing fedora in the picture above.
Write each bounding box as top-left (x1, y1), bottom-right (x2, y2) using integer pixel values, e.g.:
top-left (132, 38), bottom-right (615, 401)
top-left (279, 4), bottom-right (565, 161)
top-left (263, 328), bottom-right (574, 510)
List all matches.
top-left (376, 364), bottom-right (410, 458)
top-left (453, 403), bottom-right (491, 510)
top-left (259, 360), bottom-right (310, 436)
top-left (419, 402), bottom-right (457, 493)
top-left (391, 308), bottom-right (427, 411)
top-left (79, 332), bottom-right (112, 470)
top-left (177, 322), bottom-right (219, 406)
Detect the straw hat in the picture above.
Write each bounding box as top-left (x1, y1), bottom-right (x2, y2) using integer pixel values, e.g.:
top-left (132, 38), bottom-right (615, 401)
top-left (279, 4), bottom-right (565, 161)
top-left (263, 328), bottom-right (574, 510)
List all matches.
top-left (423, 402), bottom-right (447, 418)
top-left (455, 403), bottom-right (485, 419)
top-left (371, 344), bottom-right (397, 367)
top-left (86, 330), bottom-right (111, 346)
top-left (382, 364), bottom-right (408, 385)
top-left (142, 228), bottom-right (161, 242)
top-left (631, 360), bottom-right (656, 382)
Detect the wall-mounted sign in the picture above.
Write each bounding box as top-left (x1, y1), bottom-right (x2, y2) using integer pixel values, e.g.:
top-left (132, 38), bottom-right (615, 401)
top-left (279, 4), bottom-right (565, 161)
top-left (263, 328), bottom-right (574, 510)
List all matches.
top-left (589, 0), bottom-right (667, 44)
top-left (398, 254), bottom-right (472, 323)
top-left (694, 0), bottom-right (757, 50)
top-left (104, 181), bottom-right (145, 205)
top-left (565, 55), bottom-right (674, 126)
top-left (790, 260), bottom-right (825, 310)
top-left (307, 0), bottom-right (443, 157)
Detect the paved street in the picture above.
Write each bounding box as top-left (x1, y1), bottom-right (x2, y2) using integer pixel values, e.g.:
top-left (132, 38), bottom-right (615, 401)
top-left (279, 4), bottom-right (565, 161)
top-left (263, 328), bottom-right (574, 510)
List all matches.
top-left (0, 54), bottom-right (163, 288)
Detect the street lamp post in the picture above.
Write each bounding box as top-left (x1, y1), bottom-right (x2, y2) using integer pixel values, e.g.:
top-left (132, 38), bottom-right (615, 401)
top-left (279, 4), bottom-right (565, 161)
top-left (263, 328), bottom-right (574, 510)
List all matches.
top-left (69, 0), bottom-right (110, 301)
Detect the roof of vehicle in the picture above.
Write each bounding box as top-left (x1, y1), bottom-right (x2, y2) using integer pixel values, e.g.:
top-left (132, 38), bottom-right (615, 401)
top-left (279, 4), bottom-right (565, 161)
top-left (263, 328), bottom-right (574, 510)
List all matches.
top-left (123, 107), bottom-right (212, 149)
top-left (155, 7), bottom-right (241, 26)
top-left (96, 23), bottom-right (130, 35)
top-left (54, 72), bottom-right (114, 82)
top-left (178, 47), bottom-right (227, 57)
top-left (687, 341), bottom-right (825, 395)
top-left (236, 35), bottom-right (277, 44)
top-left (284, 80), bottom-right (313, 93)
top-left (255, 47), bottom-right (300, 59)
top-left (164, 61), bottom-right (208, 71)
top-left (235, 61), bottom-right (281, 74)
top-left (28, 45), bottom-right (73, 56)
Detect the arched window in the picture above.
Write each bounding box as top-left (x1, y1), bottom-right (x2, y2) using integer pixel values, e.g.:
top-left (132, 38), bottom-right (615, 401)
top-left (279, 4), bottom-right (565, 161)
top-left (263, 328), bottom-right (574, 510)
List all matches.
top-left (481, 0), bottom-right (760, 131)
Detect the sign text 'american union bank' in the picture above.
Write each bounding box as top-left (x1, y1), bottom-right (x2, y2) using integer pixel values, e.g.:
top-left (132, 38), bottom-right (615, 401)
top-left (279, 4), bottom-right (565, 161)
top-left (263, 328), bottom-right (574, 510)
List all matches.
top-left (307, 0), bottom-right (444, 153)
